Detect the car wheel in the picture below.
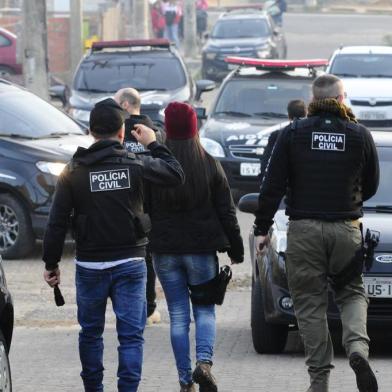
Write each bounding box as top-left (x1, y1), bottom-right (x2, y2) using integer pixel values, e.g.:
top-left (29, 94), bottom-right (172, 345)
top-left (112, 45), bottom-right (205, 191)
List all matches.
top-left (251, 276), bottom-right (289, 354)
top-left (0, 331), bottom-right (12, 392)
top-left (0, 66), bottom-right (15, 79)
top-left (0, 194), bottom-right (35, 259)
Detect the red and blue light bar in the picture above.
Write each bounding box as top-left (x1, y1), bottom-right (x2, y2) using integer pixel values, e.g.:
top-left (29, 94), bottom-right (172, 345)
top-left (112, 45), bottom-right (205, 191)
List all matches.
top-left (92, 39), bottom-right (171, 51)
top-left (225, 57), bottom-right (329, 70)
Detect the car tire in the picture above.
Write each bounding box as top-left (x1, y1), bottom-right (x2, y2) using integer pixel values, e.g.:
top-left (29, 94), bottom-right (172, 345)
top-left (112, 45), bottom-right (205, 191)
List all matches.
top-left (0, 194), bottom-right (35, 259)
top-left (251, 276), bottom-right (289, 354)
top-left (0, 331), bottom-right (12, 392)
top-left (0, 66), bottom-right (14, 79)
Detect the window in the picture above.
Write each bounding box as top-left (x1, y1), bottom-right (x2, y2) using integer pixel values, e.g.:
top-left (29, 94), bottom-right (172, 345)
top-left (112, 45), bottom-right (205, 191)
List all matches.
top-left (0, 34), bottom-right (11, 47)
top-left (212, 19), bottom-right (270, 39)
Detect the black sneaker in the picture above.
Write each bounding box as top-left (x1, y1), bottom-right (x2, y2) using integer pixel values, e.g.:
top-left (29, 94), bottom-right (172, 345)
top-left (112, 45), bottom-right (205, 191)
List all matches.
top-left (349, 353), bottom-right (378, 392)
top-left (192, 361), bottom-right (218, 392)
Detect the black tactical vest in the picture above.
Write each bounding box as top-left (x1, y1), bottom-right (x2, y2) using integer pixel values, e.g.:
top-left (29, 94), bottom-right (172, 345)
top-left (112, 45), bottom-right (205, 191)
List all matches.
top-left (67, 153), bottom-right (149, 261)
top-left (286, 115), bottom-right (365, 220)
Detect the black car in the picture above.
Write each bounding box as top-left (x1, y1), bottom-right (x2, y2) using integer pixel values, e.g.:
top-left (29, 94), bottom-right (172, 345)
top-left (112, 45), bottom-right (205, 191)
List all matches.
top-left (238, 131), bottom-right (392, 354)
top-left (0, 79), bottom-right (92, 259)
top-left (69, 39), bottom-right (215, 125)
top-left (0, 256), bottom-right (13, 392)
top-left (199, 57), bottom-right (327, 198)
top-left (201, 8), bottom-right (287, 81)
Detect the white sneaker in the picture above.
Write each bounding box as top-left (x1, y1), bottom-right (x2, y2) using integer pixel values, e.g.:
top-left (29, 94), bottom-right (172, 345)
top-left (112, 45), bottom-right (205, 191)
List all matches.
top-left (146, 310), bottom-right (161, 325)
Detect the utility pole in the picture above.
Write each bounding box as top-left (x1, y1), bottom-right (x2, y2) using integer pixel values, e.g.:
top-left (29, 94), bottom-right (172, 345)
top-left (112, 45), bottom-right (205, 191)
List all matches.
top-left (183, 0), bottom-right (197, 58)
top-left (133, 0), bottom-right (149, 39)
top-left (22, 0), bottom-right (49, 100)
top-left (70, 0), bottom-right (83, 75)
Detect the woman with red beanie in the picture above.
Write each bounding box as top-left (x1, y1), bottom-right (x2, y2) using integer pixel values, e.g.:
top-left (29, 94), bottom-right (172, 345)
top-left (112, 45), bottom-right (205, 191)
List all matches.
top-left (148, 102), bottom-right (244, 392)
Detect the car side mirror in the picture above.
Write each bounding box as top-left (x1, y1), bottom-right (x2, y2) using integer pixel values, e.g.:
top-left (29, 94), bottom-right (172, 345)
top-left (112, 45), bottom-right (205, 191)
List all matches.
top-left (49, 85), bottom-right (68, 107)
top-left (195, 79), bottom-right (216, 101)
top-left (238, 193), bottom-right (259, 214)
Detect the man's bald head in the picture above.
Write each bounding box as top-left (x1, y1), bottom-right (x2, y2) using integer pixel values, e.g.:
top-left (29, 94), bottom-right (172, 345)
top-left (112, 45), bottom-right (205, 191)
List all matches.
top-left (114, 88), bottom-right (141, 115)
top-left (312, 74), bottom-right (345, 103)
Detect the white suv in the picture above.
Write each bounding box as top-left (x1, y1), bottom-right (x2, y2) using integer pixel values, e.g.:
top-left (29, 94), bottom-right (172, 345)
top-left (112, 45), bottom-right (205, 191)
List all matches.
top-left (327, 46), bottom-right (392, 131)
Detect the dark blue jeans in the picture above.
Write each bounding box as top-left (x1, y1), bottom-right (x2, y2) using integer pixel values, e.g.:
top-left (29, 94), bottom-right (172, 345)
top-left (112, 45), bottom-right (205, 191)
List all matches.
top-left (153, 253), bottom-right (217, 385)
top-left (76, 261), bottom-right (147, 392)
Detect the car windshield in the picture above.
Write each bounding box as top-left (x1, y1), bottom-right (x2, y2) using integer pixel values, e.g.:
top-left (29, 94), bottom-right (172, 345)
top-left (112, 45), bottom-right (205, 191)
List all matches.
top-left (211, 19), bottom-right (270, 39)
top-left (73, 56), bottom-right (187, 92)
top-left (213, 79), bottom-right (312, 117)
top-left (364, 147), bottom-right (392, 208)
top-left (330, 54), bottom-right (392, 78)
top-left (0, 90), bottom-right (84, 138)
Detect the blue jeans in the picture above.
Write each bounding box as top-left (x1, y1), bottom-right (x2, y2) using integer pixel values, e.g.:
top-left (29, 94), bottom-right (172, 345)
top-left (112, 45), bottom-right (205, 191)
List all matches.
top-left (153, 253), bottom-right (217, 385)
top-left (76, 261), bottom-right (147, 392)
top-left (164, 24), bottom-right (180, 47)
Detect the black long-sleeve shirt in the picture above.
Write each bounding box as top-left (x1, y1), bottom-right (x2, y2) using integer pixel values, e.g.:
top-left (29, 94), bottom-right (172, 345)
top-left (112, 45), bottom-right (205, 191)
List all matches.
top-left (254, 117), bottom-right (379, 235)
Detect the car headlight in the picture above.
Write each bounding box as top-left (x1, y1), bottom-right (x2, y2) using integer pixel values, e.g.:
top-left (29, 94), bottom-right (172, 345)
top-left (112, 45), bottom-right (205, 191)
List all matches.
top-left (36, 161), bottom-right (67, 176)
top-left (257, 49), bottom-right (271, 59)
top-left (205, 52), bottom-right (217, 60)
top-left (200, 137), bottom-right (225, 158)
top-left (71, 108), bottom-right (90, 123)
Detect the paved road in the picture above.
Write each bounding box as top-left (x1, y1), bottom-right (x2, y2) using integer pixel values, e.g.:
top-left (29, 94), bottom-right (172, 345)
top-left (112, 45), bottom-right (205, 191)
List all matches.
top-left (3, 12), bottom-right (392, 392)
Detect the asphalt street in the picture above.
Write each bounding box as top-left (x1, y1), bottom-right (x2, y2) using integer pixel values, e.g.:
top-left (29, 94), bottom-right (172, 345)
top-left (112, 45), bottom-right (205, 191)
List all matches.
top-left (3, 12), bottom-right (392, 392)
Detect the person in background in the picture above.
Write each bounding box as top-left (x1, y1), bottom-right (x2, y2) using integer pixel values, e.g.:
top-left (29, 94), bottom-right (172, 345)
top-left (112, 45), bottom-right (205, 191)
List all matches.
top-left (259, 99), bottom-right (307, 180)
top-left (196, 0), bottom-right (208, 40)
top-left (114, 87), bottom-right (165, 326)
top-left (162, 0), bottom-right (182, 47)
top-left (148, 102), bottom-right (244, 392)
top-left (151, 0), bottom-right (166, 38)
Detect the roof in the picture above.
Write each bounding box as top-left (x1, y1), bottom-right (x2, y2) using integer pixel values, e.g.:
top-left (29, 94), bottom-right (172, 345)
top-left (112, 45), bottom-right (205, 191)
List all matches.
top-left (335, 46), bottom-right (392, 55)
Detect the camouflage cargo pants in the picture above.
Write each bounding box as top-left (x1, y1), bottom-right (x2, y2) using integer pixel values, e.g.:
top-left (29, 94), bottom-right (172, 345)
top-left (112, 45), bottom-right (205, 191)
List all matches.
top-left (285, 219), bottom-right (369, 392)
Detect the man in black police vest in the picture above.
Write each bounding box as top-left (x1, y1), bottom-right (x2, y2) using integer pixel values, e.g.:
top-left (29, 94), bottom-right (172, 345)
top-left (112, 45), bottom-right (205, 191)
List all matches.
top-left (114, 87), bottom-right (164, 325)
top-left (254, 74), bottom-right (379, 392)
top-left (42, 98), bottom-right (184, 392)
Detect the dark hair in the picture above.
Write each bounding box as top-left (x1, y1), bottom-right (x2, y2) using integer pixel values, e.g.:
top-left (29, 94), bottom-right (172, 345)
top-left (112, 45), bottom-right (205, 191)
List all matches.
top-left (155, 136), bottom-right (217, 210)
top-left (90, 98), bottom-right (125, 137)
top-left (287, 99), bottom-right (307, 120)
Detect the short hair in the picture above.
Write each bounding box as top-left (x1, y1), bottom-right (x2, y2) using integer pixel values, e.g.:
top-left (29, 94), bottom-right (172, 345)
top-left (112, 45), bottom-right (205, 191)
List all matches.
top-left (90, 98), bottom-right (125, 137)
top-left (287, 99), bottom-right (307, 120)
top-left (312, 74), bottom-right (343, 99)
top-left (117, 88), bottom-right (141, 109)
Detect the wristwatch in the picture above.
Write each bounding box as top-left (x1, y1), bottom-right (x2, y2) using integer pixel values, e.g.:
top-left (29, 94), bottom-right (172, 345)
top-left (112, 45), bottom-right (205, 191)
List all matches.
top-left (253, 225), bottom-right (264, 237)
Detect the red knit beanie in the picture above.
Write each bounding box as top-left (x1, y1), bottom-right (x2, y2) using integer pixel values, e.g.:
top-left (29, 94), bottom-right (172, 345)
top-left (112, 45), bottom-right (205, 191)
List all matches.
top-left (164, 102), bottom-right (198, 140)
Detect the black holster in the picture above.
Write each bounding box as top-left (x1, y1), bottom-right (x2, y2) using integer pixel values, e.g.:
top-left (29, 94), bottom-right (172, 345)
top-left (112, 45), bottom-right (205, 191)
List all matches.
top-left (189, 265), bottom-right (232, 306)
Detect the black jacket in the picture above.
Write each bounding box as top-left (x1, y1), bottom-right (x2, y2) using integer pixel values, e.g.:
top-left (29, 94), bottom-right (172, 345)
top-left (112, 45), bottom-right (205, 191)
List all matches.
top-left (148, 161), bottom-right (244, 262)
top-left (259, 130), bottom-right (279, 181)
top-left (42, 139), bottom-right (184, 269)
top-left (124, 114), bottom-right (166, 154)
top-left (255, 115), bottom-right (379, 235)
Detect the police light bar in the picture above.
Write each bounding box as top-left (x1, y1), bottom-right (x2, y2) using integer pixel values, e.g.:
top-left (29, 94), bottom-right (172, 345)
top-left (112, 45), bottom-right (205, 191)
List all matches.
top-left (92, 39), bottom-right (171, 51)
top-left (225, 57), bottom-right (329, 70)
top-left (223, 5), bottom-right (263, 11)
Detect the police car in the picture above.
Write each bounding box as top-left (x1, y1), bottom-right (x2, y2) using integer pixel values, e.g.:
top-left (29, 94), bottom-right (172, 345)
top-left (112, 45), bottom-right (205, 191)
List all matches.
top-left (327, 46), bottom-right (392, 131)
top-left (199, 57), bottom-right (328, 197)
top-left (239, 131), bottom-right (392, 354)
top-left (69, 39), bottom-right (215, 125)
top-left (201, 7), bottom-right (287, 81)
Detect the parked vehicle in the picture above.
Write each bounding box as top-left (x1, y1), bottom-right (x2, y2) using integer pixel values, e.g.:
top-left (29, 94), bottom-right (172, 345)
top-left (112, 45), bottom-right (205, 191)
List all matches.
top-left (238, 131), bottom-right (392, 354)
top-left (0, 256), bottom-right (13, 391)
top-left (199, 57), bottom-right (327, 197)
top-left (0, 27), bottom-right (21, 78)
top-left (69, 39), bottom-right (215, 125)
top-left (202, 8), bottom-right (287, 81)
top-left (0, 79), bottom-right (92, 259)
top-left (327, 46), bottom-right (392, 131)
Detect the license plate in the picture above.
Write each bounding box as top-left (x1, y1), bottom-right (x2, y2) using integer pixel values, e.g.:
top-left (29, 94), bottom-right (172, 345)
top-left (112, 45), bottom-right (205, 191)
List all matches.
top-left (364, 276), bottom-right (392, 298)
top-left (359, 111), bottom-right (386, 120)
top-left (240, 163), bottom-right (261, 176)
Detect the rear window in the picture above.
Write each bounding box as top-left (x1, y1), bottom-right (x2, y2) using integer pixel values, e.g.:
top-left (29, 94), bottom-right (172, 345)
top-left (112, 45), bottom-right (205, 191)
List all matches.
top-left (330, 54), bottom-right (392, 78)
top-left (74, 54), bottom-right (187, 93)
top-left (213, 78), bottom-right (312, 118)
top-left (0, 90), bottom-right (83, 138)
top-left (212, 18), bottom-right (270, 39)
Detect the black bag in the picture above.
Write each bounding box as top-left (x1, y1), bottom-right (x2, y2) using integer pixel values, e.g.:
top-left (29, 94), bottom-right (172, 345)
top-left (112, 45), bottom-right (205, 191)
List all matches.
top-left (189, 265), bottom-right (232, 306)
